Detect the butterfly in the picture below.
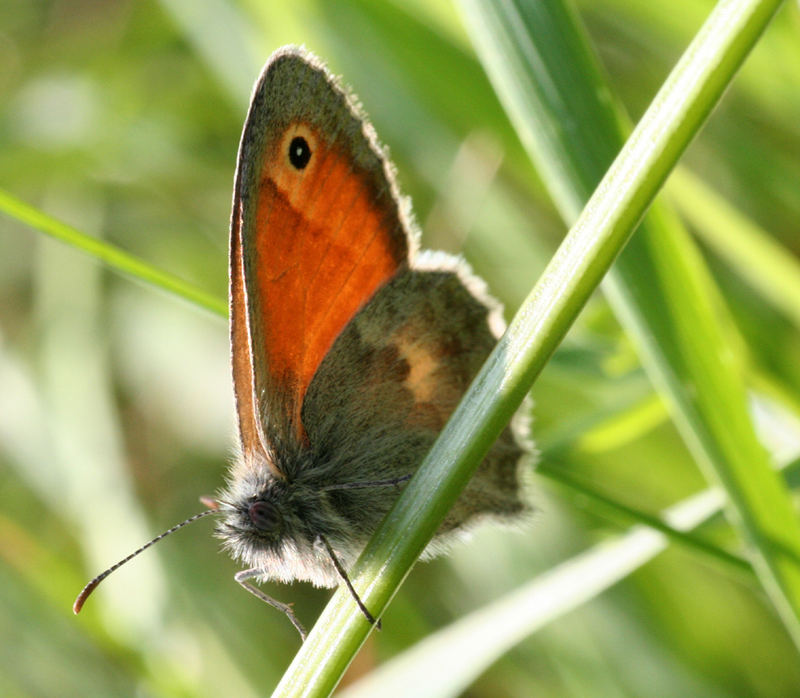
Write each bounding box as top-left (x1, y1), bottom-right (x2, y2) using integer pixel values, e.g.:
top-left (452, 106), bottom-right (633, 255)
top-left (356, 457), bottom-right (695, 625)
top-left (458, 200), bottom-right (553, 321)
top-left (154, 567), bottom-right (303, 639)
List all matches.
top-left (74, 46), bottom-right (530, 640)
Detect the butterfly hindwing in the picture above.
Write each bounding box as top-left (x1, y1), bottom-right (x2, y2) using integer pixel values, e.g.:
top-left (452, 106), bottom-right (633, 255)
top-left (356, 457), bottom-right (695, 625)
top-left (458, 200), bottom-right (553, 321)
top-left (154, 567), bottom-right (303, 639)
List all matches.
top-left (300, 254), bottom-right (528, 550)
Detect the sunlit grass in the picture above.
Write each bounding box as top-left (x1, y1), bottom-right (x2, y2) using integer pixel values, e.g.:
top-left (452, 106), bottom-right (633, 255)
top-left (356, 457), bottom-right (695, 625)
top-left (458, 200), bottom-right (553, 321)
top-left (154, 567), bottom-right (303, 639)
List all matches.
top-left (1, 1), bottom-right (799, 696)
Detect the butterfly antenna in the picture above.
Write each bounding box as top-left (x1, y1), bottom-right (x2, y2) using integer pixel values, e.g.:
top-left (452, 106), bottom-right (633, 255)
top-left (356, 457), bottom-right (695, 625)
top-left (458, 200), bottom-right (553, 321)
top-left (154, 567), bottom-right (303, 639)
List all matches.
top-left (320, 535), bottom-right (381, 630)
top-left (73, 506), bottom-right (218, 614)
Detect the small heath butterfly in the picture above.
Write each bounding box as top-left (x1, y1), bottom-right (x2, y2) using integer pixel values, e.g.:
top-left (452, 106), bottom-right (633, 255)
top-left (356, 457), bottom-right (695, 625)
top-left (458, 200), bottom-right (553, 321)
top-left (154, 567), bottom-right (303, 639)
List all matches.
top-left (75, 46), bottom-right (530, 639)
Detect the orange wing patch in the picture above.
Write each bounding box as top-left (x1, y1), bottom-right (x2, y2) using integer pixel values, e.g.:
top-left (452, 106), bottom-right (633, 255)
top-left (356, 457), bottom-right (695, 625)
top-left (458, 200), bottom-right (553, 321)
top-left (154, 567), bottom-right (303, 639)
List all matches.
top-left (249, 122), bottom-right (407, 439)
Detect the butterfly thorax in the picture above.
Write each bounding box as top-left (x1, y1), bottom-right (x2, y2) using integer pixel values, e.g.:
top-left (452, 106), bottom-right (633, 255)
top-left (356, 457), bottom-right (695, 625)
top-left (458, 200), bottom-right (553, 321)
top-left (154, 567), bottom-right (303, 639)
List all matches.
top-left (215, 448), bottom-right (360, 587)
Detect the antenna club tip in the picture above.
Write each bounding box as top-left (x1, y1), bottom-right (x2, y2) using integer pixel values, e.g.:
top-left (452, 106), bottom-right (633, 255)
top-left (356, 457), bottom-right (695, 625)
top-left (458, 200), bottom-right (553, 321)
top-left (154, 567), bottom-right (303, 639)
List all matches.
top-left (72, 507), bottom-right (215, 618)
top-left (73, 578), bottom-right (101, 615)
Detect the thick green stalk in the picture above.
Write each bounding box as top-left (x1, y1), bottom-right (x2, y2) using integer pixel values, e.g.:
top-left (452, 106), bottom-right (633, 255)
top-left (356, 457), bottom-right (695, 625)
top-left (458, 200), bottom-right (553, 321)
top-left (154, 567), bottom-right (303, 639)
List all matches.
top-left (273, 0), bottom-right (791, 695)
top-left (462, 0), bottom-right (800, 650)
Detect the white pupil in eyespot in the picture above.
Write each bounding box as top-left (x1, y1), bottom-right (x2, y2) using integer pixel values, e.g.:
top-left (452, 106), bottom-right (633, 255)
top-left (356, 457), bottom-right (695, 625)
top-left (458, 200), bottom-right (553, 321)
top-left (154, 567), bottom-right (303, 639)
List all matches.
top-left (289, 136), bottom-right (311, 169)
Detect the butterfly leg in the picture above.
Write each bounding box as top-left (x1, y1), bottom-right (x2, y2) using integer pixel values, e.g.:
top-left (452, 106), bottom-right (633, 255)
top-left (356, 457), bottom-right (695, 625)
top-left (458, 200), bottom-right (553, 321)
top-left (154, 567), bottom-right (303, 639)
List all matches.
top-left (320, 535), bottom-right (382, 631)
top-left (234, 568), bottom-right (308, 641)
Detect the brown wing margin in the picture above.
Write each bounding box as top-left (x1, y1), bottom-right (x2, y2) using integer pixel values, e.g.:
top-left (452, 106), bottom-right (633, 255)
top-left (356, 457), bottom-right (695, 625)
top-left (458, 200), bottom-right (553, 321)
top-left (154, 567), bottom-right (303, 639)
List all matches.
top-left (229, 196), bottom-right (276, 472)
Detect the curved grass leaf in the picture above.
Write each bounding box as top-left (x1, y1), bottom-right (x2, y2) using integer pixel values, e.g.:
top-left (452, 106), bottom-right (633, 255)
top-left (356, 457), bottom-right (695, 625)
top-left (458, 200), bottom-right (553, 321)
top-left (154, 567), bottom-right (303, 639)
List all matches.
top-left (272, 0), bottom-right (795, 694)
top-left (0, 188), bottom-right (227, 318)
top-left (338, 485), bottom-right (728, 698)
top-left (669, 168), bottom-right (800, 329)
top-left (342, 450), bottom-right (800, 698)
top-left (459, 0), bottom-right (800, 654)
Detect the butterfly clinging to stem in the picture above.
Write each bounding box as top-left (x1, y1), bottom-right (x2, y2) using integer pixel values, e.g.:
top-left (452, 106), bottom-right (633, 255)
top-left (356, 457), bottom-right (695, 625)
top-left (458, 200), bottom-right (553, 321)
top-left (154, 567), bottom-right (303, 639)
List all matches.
top-left (75, 46), bottom-right (531, 640)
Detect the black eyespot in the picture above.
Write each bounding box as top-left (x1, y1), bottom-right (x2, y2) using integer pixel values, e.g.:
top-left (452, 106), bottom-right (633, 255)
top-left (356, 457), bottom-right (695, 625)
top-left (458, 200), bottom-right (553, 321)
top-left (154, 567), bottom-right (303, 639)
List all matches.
top-left (249, 500), bottom-right (281, 532)
top-left (288, 136), bottom-right (311, 169)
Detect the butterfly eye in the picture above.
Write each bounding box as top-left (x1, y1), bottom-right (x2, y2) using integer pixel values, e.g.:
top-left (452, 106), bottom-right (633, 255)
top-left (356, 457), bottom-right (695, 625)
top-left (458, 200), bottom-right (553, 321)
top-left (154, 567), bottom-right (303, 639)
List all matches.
top-left (288, 136), bottom-right (311, 169)
top-left (249, 500), bottom-right (282, 532)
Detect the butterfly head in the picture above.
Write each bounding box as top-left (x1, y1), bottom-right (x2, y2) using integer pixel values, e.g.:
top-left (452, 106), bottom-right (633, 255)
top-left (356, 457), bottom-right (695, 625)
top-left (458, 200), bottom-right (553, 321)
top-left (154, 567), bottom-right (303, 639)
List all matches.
top-left (215, 451), bottom-right (301, 540)
top-left (220, 487), bottom-right (287, 544)
top-left (213, 449), bottom-right (349, 586)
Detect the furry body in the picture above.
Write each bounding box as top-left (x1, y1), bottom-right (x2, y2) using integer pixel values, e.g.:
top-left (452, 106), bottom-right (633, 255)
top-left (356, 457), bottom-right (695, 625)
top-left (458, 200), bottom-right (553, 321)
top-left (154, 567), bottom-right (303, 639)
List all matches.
top-left (218, 47), bottom-right (530, 591)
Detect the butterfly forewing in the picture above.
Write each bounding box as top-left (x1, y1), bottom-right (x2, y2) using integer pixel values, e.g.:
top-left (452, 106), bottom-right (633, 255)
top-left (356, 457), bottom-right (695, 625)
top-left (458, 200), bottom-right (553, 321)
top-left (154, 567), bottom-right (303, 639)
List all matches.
top-left (231, 49), bottom-right (412, 447)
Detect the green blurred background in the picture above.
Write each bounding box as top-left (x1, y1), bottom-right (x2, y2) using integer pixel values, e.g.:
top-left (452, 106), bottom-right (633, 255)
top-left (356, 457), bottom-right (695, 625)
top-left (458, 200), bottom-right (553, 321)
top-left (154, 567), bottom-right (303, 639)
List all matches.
top-left (1, 1), bottom-right (800, 696)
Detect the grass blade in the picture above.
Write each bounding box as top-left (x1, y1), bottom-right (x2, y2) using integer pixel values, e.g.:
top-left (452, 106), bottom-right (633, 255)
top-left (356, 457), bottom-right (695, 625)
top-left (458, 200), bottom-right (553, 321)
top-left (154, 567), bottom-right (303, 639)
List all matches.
top-left (0, 188), bottom-right (227, 318)
top-left (272, 1), bottom-right (794, 694)
top-left (339, 485), bottom-right (726, 698)
top-left (460, 0), bottom-right (800, 652)
top-left (670, 168), bottom-right (800, 328)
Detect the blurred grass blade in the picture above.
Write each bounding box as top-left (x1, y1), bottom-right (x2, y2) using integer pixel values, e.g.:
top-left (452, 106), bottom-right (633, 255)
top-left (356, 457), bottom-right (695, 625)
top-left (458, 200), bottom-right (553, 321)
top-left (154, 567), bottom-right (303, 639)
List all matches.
top-left (273, 1), bottom-right (793, 695)
top-left (669, 168), bottom-right (800, 328)
top-left (0, 190), bottom-right (748, 575)
top-left (460, 0), bottom-right (800, 652)
top-left (158, 0), bottom-right (259, 106)
top-left (343, 438), bottom-right (800, 698)
top-left (0, 188), bottom-right (227, 318)
top-left (339, 486), bottom-right (724, 698)
top-left (535, 463), bottom-right (751, 575)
